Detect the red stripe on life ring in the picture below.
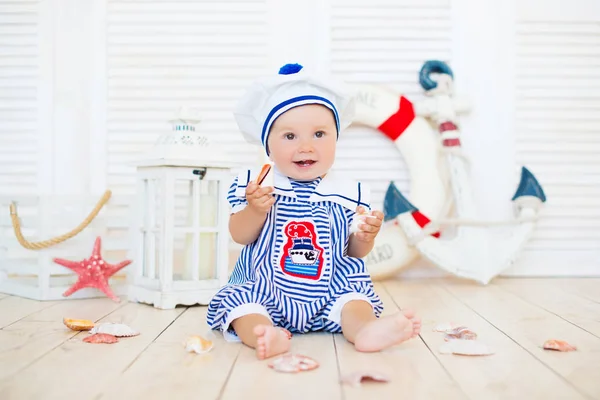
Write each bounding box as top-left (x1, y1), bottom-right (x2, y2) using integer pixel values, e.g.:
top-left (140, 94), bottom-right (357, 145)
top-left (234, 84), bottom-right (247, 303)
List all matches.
top-left (377, 96), bottom-right (415, 142)
top-left (411, 211), bottom-right (441, 238)
top-left (442, 138), bottom-right (461, 147)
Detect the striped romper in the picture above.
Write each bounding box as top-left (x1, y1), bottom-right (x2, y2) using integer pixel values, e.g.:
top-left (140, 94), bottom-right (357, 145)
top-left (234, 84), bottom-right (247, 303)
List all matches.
top-left (206, 167), bottom-right (384, 341)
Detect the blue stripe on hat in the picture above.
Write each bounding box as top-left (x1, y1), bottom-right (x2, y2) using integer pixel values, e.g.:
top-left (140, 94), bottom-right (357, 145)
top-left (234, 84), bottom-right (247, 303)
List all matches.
top-left (261, 95), bottom-right (340, 149)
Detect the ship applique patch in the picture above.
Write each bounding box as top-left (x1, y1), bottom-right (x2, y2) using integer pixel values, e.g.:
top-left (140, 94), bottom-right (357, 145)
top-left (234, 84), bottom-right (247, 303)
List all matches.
top-left (280, 221), bottom-right (324, 280)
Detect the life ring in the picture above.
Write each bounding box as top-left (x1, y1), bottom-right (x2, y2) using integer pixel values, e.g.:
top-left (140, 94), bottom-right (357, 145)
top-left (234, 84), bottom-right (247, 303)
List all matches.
top-left (351, 84), bottom-right (450, 280)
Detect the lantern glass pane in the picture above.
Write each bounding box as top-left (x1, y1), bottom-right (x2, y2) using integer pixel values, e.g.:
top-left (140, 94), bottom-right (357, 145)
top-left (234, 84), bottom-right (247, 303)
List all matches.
top-left (198, 232), bottom-right (217, 280)
top-left (171, 232), bottom-right (217, 281)
top-left (174, 180), bottom-right (193, 228)
top-left (172, 232), bottom-right (195, 280)
top-left (141, 179), bottom-right (161, 279)
top-left (199, 180), bottom-right (218, 228)
top-left (172, 179), bottom-right (219, 229)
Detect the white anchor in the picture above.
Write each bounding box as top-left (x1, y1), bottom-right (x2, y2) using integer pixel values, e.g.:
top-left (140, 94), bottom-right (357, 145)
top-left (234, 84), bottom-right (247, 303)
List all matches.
top-left (384, 60), bottom-right (547, 284)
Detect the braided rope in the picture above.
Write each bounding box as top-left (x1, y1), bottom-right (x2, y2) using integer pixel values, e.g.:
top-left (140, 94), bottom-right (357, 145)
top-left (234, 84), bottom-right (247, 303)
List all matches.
top-left (9, 190), bottom-right (112, 250)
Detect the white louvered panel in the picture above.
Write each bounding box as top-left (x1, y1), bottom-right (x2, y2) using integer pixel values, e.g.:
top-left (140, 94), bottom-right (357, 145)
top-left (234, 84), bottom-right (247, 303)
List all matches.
top-left (514, 0), bottom-right (600, 273)
top-left (329, 0), bottom-right (452, 208)
top-left (107, 0), bottom-right (270, 195)
top-left (0, 1), bottom-right (39, 196)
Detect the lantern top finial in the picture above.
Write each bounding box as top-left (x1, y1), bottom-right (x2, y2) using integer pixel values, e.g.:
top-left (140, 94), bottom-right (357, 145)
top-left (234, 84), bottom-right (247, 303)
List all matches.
top-left (169, 106), bottom-right (202, 126)
top-left (135, 106), bottom-right (232, 168)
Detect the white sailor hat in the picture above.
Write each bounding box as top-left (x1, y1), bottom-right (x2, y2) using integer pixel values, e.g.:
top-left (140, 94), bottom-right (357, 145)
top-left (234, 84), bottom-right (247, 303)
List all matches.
top-left (233, 63), bottom-right (355, 154)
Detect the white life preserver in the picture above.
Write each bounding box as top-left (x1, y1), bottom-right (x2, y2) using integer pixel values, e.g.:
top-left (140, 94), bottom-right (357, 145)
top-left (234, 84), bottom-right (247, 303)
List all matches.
top-left (351, 84), bottom-right (450, 280)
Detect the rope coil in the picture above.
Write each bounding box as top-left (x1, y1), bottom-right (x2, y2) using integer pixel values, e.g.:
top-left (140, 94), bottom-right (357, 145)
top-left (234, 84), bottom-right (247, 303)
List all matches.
top-left (9, 190), bottom-right (112, 250)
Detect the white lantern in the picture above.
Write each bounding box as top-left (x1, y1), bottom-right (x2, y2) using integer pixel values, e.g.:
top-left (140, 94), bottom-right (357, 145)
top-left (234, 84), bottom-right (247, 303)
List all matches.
top-left (128, 107), bottom-right (232, 309)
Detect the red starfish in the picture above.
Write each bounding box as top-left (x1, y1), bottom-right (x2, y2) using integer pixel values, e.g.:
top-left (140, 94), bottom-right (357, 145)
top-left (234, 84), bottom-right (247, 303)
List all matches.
top-left (53, 236), bottom-right (131, 302)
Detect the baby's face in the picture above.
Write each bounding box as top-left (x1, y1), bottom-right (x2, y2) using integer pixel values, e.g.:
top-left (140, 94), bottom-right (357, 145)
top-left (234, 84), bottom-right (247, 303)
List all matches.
top-left (267, 104), bottom-right (337, 181)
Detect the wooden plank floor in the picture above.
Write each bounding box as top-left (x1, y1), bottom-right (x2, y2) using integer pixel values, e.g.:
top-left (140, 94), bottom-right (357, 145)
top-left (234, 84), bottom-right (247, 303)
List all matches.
top-left (0, 278), bottom-right (598, 400)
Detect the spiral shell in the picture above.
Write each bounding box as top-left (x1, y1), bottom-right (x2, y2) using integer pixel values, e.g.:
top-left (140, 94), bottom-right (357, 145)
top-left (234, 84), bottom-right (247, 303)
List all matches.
top-left (184, 335), bottom-right (214, 354)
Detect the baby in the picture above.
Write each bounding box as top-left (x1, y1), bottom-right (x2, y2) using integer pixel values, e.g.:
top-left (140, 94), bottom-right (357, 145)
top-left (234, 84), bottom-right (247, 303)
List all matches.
top-left (207, 63), bottom-right (421, 359)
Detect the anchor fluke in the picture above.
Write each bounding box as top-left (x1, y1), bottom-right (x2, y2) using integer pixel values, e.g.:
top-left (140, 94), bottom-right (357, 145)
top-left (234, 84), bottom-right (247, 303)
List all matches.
top-left (383, 182), bottom-right (417, 221)
top-left (511, 167), bottom-right (546, 202)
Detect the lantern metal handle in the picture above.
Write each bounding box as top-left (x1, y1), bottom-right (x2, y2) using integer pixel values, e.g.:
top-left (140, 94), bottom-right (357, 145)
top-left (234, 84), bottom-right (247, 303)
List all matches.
top-left (192, 168), bottom-right (207, 180)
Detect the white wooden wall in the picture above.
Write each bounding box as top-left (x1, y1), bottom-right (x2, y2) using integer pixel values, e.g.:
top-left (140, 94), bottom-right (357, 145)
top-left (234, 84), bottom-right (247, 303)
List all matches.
top-left (1, 0), bottom-right (599, 277)
top-left (510, 0), bottom-right (600, 276)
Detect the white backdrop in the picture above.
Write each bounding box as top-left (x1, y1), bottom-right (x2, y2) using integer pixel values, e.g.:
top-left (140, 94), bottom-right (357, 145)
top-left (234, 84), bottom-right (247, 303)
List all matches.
top-left (1, 0), bottom-right (599, 277)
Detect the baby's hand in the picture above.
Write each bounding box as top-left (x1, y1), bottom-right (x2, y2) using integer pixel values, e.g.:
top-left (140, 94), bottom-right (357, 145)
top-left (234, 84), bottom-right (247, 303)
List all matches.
top-left (246, 181), bottom-right (275, 215)
top-left (351, 206), bottom-right (384, 242)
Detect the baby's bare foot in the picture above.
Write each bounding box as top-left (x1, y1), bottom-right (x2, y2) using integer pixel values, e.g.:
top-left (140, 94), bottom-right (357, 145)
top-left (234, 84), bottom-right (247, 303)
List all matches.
top-left (354, 309), bottom-right (421, 352)
top-left (254, 325), bottom-right (291, 360)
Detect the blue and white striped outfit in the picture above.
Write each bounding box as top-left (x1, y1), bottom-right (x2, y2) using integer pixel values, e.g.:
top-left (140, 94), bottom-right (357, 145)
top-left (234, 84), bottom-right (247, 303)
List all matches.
top-left (207, 167), bottom-right (384, 341)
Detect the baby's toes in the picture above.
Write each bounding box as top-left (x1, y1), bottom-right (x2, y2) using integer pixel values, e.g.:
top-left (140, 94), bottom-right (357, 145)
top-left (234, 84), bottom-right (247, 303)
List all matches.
top-left (256, 339), bottom-right (266, 359)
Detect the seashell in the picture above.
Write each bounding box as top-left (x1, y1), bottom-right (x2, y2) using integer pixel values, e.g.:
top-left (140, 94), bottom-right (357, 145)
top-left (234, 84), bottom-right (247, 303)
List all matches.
top-left (340, 370), bottom-right (390, 387)
top-left (90, 323), bottom-right (139, 337)
top-left (444, 326), bottom-right (477, 341)
top-left (439, 340), bottom-right (494, 356)
top-left (63, 317), bottom-right (95, 331)
top-left (543, 339), bottom-right (577, 352)
top-left (350, 212), bottom-right (378, 234)
top-left (257, 163), bottom-right (273, 187)
top-left (268, 353), bottom-right (319, 373)
top-left (83, 333), bottom-right (118, 344)
top-left (184, 335), bottom-right (214, 354)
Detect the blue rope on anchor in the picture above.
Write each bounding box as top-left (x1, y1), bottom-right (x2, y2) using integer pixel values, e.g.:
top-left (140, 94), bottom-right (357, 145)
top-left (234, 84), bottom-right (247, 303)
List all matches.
top-left (419, 60), bottom-right (454, 91)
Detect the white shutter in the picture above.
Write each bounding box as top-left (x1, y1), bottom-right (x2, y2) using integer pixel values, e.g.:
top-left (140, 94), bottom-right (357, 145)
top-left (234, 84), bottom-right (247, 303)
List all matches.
top-left (0, 0), bottom-right (41, 196)
top-left (514, 0), bottom-right (600, 274)
top-left (328, 0), bottom-right (452, 208)
top-left (106, 0), bottom-right (270, 195)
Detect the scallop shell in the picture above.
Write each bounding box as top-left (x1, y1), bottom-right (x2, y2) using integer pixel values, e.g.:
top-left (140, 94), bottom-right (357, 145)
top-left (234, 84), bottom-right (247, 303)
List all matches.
top-left (83, 333), bottom-right (118, 344)
top-left (268, 353), bottom-right (319, 373)
top-left (543, 339), bottom-right (577, 352)
top-left (63, 318), bottom-right (95, 331)
top-left (443, 326), bottom-right (477, 341)
top-left (340, 370), bottom-right (390, 387)
top-left (90, 323), bottom-right (139, 337)
top-left (184, 335), bottom-right (214, 354)
top-left (439, 340), bottom-right (494, 356)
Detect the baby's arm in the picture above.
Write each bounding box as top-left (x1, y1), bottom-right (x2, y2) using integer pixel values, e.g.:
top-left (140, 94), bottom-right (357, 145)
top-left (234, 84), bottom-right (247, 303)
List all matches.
top-left (229, 181), bottom-right (274, 245)
top-left (347, 206), bottom-right (384, 258)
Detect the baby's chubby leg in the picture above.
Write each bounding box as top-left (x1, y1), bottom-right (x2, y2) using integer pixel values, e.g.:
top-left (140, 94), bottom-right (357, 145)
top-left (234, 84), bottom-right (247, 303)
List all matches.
top-left (341, 300), bottom-right (421, 352)
top-left (231, 314), bottom-right (290, 360)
